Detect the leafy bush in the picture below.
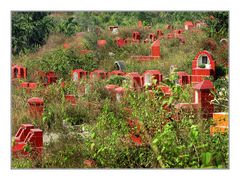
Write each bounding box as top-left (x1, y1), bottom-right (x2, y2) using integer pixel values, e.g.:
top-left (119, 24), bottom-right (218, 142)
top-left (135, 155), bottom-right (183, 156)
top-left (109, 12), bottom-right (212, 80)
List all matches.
top-left (52, 16), bottom-right (80, 36)
top-left (63, 105), bottom-right (91, 126)
top-left (107, 75), bottom-right (127, 86)
top-left (211, 77), bottom-right (229, 112)
top-left (12, 12), bottom-right (53, 55)
top-left (27, 48), bottom-right (97, 79)
top-left (215, 64), bottom-right (228, 78)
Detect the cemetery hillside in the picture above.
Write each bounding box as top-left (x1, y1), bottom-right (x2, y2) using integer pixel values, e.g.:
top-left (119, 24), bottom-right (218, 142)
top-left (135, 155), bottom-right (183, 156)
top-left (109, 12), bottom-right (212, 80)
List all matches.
top-left (11, 12), bottom-right (229, 168)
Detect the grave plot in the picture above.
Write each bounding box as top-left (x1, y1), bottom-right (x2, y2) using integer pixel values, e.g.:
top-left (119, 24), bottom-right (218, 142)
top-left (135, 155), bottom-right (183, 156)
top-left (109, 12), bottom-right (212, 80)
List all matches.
top-left (11, 12), bottom-right (229, 169)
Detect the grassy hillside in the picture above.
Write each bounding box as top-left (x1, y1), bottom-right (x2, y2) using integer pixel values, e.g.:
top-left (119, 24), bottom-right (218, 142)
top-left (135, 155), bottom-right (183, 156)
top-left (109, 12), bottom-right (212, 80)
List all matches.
top-left (11, 12), bottom-right (228, 168)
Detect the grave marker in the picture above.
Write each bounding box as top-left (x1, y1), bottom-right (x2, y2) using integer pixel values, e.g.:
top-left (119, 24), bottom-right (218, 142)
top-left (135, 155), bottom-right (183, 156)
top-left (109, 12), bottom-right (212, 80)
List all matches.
top-left (12, 65), bottom-right (27, 79)
top-left (27, 97), bottom-right (44, 119)
top-left (184, 21), bottom-right (194, 30)
top-left (72, 69), bottom-right (88, 82)
top-left (90, 70), bottom-right (107, 80)
top-left (193, 80), bottom-right (214, 118)
top-left (191, 50), bottom-right (215, 84)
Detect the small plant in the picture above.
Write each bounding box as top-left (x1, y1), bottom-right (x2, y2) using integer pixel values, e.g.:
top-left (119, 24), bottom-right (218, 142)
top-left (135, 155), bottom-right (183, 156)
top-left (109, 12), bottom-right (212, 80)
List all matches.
top-left (199, 64), bottom-right (206, 68)
top-left (211, 77), bottom-right (229, 112)
top-left (63, 105), bottom-right (91, 126)
top-left (107, 76), bottom-right (127, 86)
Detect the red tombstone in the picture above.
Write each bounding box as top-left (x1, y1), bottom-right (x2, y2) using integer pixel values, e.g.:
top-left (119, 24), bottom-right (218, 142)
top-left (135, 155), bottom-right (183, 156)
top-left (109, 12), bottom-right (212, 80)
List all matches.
top-left (124, 38), bottom-right (132, 44)
top-left (173, 29), bottom-right (184, 37)
top-left (132, 31), bottom-right (141, 42)
top-left (193, 80), bottom-right (214, 118)
top-left (116, 37), bottom-right (125, 47)
top-left (63, 43), bottom-right (70, 49)
top-left (128, 119), bottom-right (141, 131)
top-left (142, 70), bottom-right (162, 87)
top-left (12, 65), bottom-right (27, 79)
top-left (127, 118), bottom-right (142, 145)
top-left (159, 85), bottom-right (171, 96)
top-left (84, 159), bottom-right (96, 168)
top-left (72, 69), bottom-right (88, 82)
top-left (24, 129), bottom-right (43, 149)
top-left (105, 84), bottom-right (119, 100)
top-left (65, 95), bottom-right (76, 105)
top-left (115, 87), bottom-right (125, 102)
top-left (191, 50), bottom-right (215, 84)
top-left (166, 33), bottom-right (174, 39)
top-left (61, 82), bottom-right (65, 88)
top-left (144, 39), bottom-right (150, 44)
top-left (126, 72), bottom-right (142, 90)
top-left (20, 82), bottom-right (37, 93)
top-left (165, 24), bottom-right (173, 30)
top-left (177, 35), bottom-right (186, 44)
top-left (151, 40), bottom-right (161, 57)
top-left (14, 124), bottom-right (35, 143)
top-left (29, 83), bottom-right (38, 89)
top-left (108, 70), bottom-right (125, 77)
top-left (90, 70), bottom-right (107, 80)
top-left (131, 133), bottom-right (142, 145)
top-left (132, 40), bottom-right (161, 61)
top-left (184, 21), bottom-right (194, 30)
top-left (138, 20), bottom-right (143, 28)
top-left (210, 126), bottom-right (228, 136)
top-left (43, 71), bottom-right (57, 86)
top-left (27, 97), bottom-right (44, 119)
top-left (20, 82), bottom-right (29, 88)
top-left (12, 127), bottom-right (43, 158)
top-left (149, 33), bottom-right (157, 42)
top-left (195, 21), bottom-right (207, 29)
top-left (156, 29), bottom-right (164, 38)
top-left (177, 72), bottom-right (191, 86)
top-left (21, 82), bottom-right (38, 90)
top-left (105, 84), bottom-right (119, 92)
top-left (97, 39), bottom-right (107, 48)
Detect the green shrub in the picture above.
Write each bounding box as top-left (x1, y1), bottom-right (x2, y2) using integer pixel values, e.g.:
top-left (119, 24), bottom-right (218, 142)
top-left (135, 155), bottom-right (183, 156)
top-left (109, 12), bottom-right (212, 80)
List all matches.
top-left (25, 48), bottom-right (97, 79)
top-left (215, 64), bottom-right (228, 78)
top-left (107, 76), bottom-right (127, 86)
top-left (12, 12), bottom-right (53, 55)
top-left (52, 16), bottom-right (80, 37)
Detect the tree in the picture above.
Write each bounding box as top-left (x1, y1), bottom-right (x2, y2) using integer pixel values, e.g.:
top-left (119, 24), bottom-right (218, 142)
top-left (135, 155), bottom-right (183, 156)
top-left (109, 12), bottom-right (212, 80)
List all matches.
top-left (12, 12), bottom-right (53, 55)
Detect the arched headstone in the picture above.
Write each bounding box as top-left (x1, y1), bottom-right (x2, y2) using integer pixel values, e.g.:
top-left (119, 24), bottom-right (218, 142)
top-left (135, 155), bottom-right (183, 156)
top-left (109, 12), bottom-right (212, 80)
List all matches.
top-left (115, 61), bottom-right (126, 71)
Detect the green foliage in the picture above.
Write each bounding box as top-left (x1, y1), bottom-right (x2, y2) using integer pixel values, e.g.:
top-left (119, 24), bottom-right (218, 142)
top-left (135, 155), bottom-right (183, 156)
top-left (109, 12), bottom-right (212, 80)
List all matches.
top-left (107, 76), bottom-right (127, 86)
top-left (205, 12), bottom-right (229, 39)
top-left (211, 77), bottom-right (229, 112)
top-left (12, 12), bottom-right (53, 55)
top-left (81, 100), bottom-right (157, 168)
top-left (12, 158), bottom-right (33, 168)
top-left (27, 48), bottom-right (97, 78)
top-left (52, 16), bottom-right (80, 36)
top-left (215, 64), bottom-right (228, 78)
top-left (152, 118), bottom-right (228, 168)
top-left (199, 64), bottom-right (206, 68)
top-left (63, 104), bottom-right (92, 126)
